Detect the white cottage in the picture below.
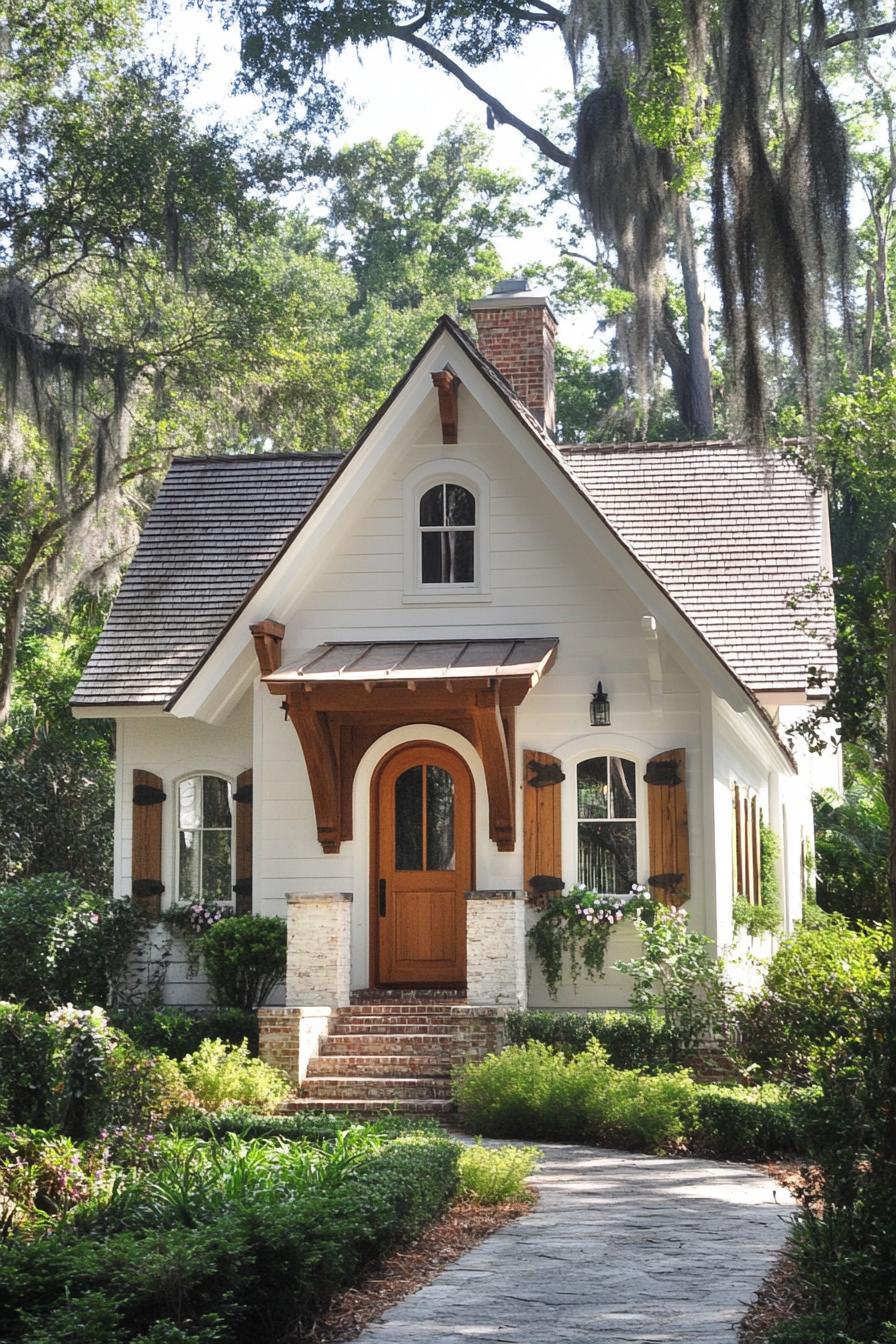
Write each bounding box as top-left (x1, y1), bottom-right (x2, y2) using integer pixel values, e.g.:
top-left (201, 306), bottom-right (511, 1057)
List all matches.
top-left (72, 281), bottom-right (839, 1107)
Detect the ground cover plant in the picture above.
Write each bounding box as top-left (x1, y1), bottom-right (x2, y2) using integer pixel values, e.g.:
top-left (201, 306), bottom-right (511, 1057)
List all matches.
top-left (0, 1126), bottom-right (460, 1342)
top-left (457, 1141), bottom-right (540, 1204)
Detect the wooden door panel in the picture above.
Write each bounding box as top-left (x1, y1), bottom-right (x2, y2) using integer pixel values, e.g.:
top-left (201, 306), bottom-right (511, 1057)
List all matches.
top-left (373, 744), bottom-right (472, 986)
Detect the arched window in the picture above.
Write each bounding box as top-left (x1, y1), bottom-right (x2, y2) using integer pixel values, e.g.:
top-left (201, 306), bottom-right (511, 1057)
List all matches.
top-left (177, 774), bottom-right (233, 903)
top-left (419, 482), bottom-right (476, 585)
top-left (576, 756), bottom-right (637, 892)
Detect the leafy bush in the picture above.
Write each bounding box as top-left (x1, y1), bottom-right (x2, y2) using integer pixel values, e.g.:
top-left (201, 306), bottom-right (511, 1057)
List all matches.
top-left (111, 1007), bottom-right (259, 1060)
top-left (457, 1140), bottom-right (540, 1203)
top-left (0, 1003), bottom-right (190, 1137)
top-left (613, 905), bottom-right (732, 1061)
top-left (0, 1134), bottom-right (459, 1342)
top-left (735, 917), bottom-right (890, 1082)
top-left (0, 1128), bottom-right (116, 1233)
top-left (506, 1009), bottom-right (676, 1070)
top-left (813, 744), bottom-right (889, 924)
top-left (453, 1041), bottom-right (696, 1153)
top-left (194, 916), bottom-right (286, 1010)
top-left (170, 1106), bottom-right (434, 1144)
top-left (178, 1040), bottom-right (290, 1113)
top-left (0, 875), bottom-right (149, 1011)
top-left (687, 1083), bottom-right (814, 1159)
top-left (774, 995), bottom-right (896, 1343)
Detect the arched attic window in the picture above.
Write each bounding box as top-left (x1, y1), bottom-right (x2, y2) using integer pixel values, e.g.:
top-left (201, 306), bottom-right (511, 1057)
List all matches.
top-left (419, 483), bottom-right (476, 585)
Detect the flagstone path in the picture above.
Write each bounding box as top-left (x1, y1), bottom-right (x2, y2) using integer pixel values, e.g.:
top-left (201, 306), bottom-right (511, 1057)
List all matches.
top-left (354, 1142), bottom-right (794, 1343)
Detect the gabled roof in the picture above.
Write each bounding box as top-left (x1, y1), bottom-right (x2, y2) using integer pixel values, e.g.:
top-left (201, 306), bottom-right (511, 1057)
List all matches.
top-left (72, 317), bottom-right (833, 715)
top-left (561, 440), bottom-right (834, 693)
top-left (71, 453), bottom-right (342, 706)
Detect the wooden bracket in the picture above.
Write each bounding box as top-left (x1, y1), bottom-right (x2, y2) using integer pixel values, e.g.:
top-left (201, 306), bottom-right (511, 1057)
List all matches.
top-left (431, 369), bottom-right (460, 444)
top-left (250, 619), bottom-right (285, 677)
top-left (284, 692), bottom-right (342, 853)
top-left (470, 684), bottom-right (515, 851)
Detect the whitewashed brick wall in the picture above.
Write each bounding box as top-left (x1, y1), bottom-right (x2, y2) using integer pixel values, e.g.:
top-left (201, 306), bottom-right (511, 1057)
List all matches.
top-left (466, 891), bottom-right (527, 1007)
top-left (285, 892), bottom-right (353, 1007)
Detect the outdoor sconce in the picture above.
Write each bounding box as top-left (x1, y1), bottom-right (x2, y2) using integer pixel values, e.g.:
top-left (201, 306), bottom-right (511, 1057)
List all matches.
top-left (590, 680), bottom-right (611, 726)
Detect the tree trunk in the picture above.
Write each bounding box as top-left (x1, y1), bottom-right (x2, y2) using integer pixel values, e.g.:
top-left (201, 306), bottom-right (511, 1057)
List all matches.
top-left (675, 198), bottom-right (714, 439)
top-left (0, 582), bottom-right (28, 726)
top-left (886, 532), bottom-right (896, 999)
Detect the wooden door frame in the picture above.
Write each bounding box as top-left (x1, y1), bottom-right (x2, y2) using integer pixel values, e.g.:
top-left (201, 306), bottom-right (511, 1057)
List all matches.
top-left (368, 740), bottom-right (475, 988)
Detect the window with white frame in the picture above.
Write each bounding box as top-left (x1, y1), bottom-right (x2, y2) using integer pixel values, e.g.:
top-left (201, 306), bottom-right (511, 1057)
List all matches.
top-left (419, 482), bottom-right (476, 585)
top-left (576, 756), bottom-right (638, 892)
top-left (177, 774), bottom-right (233, 903)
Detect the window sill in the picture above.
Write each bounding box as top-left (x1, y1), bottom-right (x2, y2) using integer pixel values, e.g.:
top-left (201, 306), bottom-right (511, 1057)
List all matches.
top-left (402, 590), bottom-right (493, 606)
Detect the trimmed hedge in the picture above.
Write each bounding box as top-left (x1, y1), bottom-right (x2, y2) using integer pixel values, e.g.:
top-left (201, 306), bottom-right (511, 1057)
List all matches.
top-left (170, 1106), bottom-right (440, 1143)
top-left (506, 1009), bottom-right (676, 1071)
top-left (109, 1007), bottom-right (260, 1060)
top-left (0, 1135), bottom-right (459, 1343)
top-left (454, 1042), bottom-right (813, 1159)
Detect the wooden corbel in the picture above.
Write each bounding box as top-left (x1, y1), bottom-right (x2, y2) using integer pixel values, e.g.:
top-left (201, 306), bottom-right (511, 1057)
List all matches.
top-left (250, 619), bottom-right (285, 677)
top-left (470, 683), bottom-right (515, 851)
top-left (284, 691), bottom-right (342, 853)
top-left (431, 369), bottom-right (460, 444)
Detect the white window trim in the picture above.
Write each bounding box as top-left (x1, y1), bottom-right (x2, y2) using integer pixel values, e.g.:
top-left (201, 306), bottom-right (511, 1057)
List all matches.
top-left (173, 770), bottom-right (236, 906)
top-left (560, 744), bottom-right (650, 895)
top-left (401, 458), bottom-right (491, 603)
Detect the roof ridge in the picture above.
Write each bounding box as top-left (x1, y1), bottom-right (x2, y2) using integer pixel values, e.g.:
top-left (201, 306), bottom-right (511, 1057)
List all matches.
top-left (559, 438), bottom-right (749, 454)
top-left (169, 451), bottom-right (347, 464)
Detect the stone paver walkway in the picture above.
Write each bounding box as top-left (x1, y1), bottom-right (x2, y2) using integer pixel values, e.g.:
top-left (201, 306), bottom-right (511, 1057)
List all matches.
top-left (355, 1143), bottom-right (794, 1343)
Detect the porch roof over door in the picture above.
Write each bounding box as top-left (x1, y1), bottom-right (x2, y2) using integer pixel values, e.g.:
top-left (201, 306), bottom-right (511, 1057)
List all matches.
top-left (261, 638), bottom-right (558, 688)
top-left (252, 628), bottom-right (559, 855)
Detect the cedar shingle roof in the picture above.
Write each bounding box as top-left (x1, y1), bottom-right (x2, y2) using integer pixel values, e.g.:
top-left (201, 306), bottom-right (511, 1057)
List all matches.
top-left (71, 454), bottom-right (343, 705)
top-left (560, 439), bottom-right (834, 692)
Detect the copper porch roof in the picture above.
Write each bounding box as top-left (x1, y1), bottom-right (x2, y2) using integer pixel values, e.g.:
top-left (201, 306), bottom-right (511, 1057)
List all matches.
top-left (263, 638), bottom-right (559, 686)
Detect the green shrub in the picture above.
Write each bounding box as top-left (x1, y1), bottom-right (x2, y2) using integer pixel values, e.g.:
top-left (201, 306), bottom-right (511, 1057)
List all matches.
top-left (0, 875), bottom-right (148, 1011)
top-left (0, 1134), bottom-right (459, 1342)
top-left (613, 905), bottom-right (732, 1062)
top-left (506, 1009), bottom-right (676, 1070)
top-left (178, 1040), bottom-right (290, 1113)
top-left (735, 917), bottom-right (890, 1082)
top-left (169, 1107), bottom-right (434, 1144)
top-left (0, 1003), bottom-right (189, 1137)
top-left (110, 1008), bottom-right (259, 1061)
top-left (457, 1141), bottom-right (540, 1203)
top-left (194, 917), bottom-right (286, 1011)
top-left (687, 1083), bottom-right (814, 1159)
top-left (453, 1042), bottom-right (696, 1153)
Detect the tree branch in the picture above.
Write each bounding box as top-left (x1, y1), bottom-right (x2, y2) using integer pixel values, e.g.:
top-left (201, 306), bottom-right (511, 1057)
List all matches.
top-left (825, 19), bottom-right (896, 49)
top-left (395, 31), bottom-right (574, 168)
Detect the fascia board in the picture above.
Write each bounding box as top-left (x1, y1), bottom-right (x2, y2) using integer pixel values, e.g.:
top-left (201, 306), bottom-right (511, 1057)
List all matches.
top-left (70, 704), bottom-right (167, 719)
top-left (169, 352), bottom-right (439, 720)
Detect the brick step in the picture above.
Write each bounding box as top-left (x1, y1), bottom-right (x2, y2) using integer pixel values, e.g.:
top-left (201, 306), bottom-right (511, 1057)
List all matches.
top-left (322, 1032), bottom-right (454, 1056)
top-left (281, 1097), bottom-right (455, 1116)
top-left (300, 1075), bottom-right (453, 1101)
top-left (331, 1016), bottom-right (459, 1033)
top-left (307, 1053), bottom-right (451, 1078)
top-left (345, 1001), bottom-right (466, 1012)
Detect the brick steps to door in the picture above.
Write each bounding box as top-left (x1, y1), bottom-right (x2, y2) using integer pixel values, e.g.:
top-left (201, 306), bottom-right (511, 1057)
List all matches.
top-left (301, 1075), bottom-right (452, 1101)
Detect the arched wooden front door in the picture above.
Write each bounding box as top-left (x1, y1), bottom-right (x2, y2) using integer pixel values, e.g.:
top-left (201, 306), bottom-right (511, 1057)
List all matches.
top-left (372, 743), bottom-right (473, 986)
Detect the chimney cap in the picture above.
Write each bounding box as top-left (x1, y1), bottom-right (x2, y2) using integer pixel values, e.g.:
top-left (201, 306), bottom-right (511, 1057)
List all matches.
top-left (469, 275), bottom-right (558, 322)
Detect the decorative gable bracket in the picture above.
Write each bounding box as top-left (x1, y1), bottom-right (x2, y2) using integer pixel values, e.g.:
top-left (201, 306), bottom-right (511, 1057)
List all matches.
top-left (431, 369), bottom-right (460, 444)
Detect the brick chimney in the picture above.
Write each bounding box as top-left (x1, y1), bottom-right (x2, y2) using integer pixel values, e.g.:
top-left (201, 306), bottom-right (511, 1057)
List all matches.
top-left (469, 278), bottom-right (558, 436)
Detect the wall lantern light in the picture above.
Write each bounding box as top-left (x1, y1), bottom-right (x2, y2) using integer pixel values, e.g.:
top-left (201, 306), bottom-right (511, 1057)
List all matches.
top-left (590, 680), bottom-right (611, 727)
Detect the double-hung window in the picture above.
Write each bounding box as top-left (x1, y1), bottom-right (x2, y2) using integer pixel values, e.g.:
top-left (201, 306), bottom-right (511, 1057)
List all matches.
top-left (177, 774), bottom-right (233, 903)
top-left (419, 483), bottom-right (476, 585)
top-left (576, 756), bottom-right (638, 892)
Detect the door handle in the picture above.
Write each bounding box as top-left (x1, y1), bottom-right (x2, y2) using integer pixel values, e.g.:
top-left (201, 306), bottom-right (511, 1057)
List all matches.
top-left (378, 878), bottom-right (387, 917)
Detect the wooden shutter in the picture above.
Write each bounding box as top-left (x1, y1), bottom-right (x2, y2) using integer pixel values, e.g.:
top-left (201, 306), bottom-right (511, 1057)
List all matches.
top-left (132, 769), bottom-right (165, 918)
top-left (523, 750), bottom-right (564, 903)
top-left (645, 748), bottom-right (689, 905)
top-left (233, 768), bottom-right (253, 915)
